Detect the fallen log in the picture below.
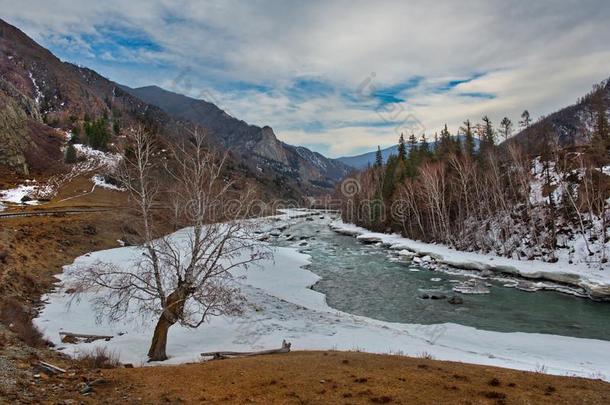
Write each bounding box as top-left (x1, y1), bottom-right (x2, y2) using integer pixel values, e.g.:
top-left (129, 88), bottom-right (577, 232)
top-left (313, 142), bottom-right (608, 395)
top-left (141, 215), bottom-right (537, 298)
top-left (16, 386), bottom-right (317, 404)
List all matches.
top-left (36, 361), bottom-right (66, 375)
top-left (201, 340), bottom-right (291, 360)
top-left (59, 331), bottom-right (113, 343)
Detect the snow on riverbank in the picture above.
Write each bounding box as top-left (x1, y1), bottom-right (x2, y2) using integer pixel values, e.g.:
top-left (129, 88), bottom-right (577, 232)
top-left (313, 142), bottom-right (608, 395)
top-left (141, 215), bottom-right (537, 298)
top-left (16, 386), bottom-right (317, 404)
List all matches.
top-left (330, 220), bottom-right (610, 300)
top-left (34, 210), bottom-right (610, 380)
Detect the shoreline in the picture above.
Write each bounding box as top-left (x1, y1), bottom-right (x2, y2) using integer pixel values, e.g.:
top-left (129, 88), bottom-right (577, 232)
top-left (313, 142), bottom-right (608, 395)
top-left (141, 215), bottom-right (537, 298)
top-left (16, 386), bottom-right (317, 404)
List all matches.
top-left (329, 219), bottom-right (610, 301)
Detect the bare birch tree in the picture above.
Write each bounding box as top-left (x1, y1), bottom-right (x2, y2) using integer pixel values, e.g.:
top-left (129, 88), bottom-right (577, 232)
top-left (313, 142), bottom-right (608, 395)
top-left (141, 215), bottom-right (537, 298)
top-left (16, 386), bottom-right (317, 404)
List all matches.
top-left (70, 129), bottom-right (267, 361)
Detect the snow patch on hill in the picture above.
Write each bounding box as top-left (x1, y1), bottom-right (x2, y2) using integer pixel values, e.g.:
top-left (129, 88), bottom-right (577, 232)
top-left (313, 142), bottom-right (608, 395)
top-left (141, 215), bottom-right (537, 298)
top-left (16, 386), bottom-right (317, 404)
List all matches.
top-left (73, 144), bottom-right (121, 169)
top-left (91, 175), bottom-right (124, 191)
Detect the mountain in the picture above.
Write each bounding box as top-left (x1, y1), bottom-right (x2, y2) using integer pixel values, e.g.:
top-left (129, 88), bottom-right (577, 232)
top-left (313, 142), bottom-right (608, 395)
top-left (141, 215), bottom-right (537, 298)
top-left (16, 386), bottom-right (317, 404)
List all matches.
top-left (0, 18), bottom-right (347, 196)
top-left (338, 136), bottom-right (477, 170)
top-left (506, 79), bottom-right (610, 152)
top-left (123, 85), bottom-right (351, 189)
top-left (337, 145), bottom-right (401, 169)
top-left (0, 18), bottom-right (195, 176)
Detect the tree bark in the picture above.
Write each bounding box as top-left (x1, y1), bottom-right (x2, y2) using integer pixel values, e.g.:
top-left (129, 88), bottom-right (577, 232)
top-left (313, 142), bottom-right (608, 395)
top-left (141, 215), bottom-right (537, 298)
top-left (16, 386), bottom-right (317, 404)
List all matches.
top-left (147, 286), bottom-right (190, 361)
top-left (148, 314), bottom-right (171, 361)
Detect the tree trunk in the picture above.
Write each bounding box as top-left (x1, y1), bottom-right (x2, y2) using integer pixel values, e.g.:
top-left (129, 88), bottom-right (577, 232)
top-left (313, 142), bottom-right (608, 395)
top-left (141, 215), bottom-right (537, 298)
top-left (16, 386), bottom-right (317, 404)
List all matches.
top-left (147, 286), bottom-right (190, 361)
top-left (148, 314), bottom-right (172, 361)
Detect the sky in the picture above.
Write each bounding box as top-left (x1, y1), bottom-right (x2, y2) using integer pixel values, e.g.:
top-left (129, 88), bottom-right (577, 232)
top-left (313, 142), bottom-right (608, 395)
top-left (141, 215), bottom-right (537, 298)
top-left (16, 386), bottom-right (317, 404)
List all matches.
top-left (2, 0), bottom-right (610, 157)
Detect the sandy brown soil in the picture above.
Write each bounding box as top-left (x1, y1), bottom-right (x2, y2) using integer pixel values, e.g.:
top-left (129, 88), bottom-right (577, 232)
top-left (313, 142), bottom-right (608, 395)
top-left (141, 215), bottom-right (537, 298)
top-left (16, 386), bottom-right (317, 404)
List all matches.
top-left (0, 208), bottom-right (129, 300)
top-left (52, 351), bottom-right (610, 404)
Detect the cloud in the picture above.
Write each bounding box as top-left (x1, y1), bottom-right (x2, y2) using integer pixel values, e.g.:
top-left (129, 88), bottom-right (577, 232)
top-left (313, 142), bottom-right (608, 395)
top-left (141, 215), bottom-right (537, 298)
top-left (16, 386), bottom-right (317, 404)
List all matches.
top-left (2, 0), bottom-right (610, 156)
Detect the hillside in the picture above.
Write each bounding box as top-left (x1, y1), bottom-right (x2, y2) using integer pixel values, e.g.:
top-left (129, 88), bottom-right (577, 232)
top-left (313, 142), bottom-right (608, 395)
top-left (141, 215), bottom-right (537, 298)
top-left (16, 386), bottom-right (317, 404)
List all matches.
top-left (507, 79), bottom-right (610, 152)
top-left (0, 19), bottom-right (200, 176)
top-left (125, 85), bottom-right (351, 189)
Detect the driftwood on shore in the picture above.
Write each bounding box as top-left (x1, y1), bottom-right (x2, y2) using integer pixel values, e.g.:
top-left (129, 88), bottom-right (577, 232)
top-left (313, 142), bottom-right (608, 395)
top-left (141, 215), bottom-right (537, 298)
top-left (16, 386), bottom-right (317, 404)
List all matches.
top-left (200, 340), bottom-right (292, 360)
top-left (59, 331), bottom-right (113, 343)
top-left (37, 361), bottom-right (66, 375)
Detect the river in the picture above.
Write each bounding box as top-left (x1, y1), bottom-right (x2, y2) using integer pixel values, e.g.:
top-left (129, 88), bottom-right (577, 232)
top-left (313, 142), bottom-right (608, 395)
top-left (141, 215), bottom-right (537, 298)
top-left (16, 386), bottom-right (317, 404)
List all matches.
top-left (273, 216), bottom-right (610, 341)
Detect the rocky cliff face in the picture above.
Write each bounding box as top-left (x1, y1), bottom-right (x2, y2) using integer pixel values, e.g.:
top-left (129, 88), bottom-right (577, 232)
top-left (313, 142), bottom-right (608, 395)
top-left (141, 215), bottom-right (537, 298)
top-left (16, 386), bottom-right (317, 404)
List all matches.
top-left (0, 73), bottom-right (63, 175)
top-left (254, 126), bottom-right (289, 164)
top-left (0, 91), bottom-right (30, 174)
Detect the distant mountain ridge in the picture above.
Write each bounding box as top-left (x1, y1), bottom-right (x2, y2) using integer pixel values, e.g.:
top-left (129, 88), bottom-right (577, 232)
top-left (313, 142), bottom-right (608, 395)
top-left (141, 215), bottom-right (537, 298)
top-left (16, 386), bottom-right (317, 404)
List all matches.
top-left (338, 145), bottom-right (401, 169)
top-left (338, 136), bottom-right (477, 169)
top-left (123, 85), bottom-right (351, 188)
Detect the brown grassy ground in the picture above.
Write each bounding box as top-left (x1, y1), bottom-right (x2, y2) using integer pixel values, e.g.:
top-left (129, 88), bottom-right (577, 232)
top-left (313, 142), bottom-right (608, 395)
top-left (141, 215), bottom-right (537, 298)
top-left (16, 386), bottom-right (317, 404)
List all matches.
top-left (0, 207), bottom-right (130, 301)
top-left (74, 351), bottom-right (610, 404)
top-left (0, 174), bottom-right (138, 402)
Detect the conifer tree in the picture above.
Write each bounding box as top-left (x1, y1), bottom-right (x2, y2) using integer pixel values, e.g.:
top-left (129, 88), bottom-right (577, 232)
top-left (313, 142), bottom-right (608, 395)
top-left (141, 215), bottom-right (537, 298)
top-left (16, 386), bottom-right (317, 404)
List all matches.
top-left (407, 134), bottom-right (418, 159)
top-left (419, 134), bottom-right (430, 159)
top-left (404, 134), bottom-right (419, 178)
top-left (398, 134), bottom-right (407, 161)
top-left (65, 144), bottom-right (77, 164)
top-left (84, 117), bottom-right (111, 150)
top-left (519, 110), bottom-right (533, 152)
top-left (480, 115), bottom-right (496, 154)
top-left (460, 119), bottom-right (476, 158)
top-left (438, 124), bottom-right (452, 157)
top-left (519, 110), bottom-right (531, 129)
top-left (375, 145), bottom-right (383, 167)
top-left (382, 155), bottom-right (398, 200)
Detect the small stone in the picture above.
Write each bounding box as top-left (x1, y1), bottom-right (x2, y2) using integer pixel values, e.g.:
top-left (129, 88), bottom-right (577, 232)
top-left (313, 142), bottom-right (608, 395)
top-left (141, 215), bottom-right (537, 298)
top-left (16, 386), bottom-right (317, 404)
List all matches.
top-left (448, 296), bottom-right (464, 305)
top-left (89, 378), bottom-right (108, 386)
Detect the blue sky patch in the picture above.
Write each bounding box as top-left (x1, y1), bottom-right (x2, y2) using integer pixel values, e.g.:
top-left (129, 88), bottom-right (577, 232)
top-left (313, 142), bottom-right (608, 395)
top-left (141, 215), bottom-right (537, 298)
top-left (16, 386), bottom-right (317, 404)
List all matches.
top-left (459, 92), bottom-right (496, 99)
top-left (289, 77), bottom-right (335, 98)
top-left (371, 76), bottom-right (422, 104)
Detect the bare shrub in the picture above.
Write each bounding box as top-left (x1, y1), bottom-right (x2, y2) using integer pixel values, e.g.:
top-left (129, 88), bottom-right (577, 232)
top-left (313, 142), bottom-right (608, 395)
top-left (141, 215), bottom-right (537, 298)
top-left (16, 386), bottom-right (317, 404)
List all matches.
top-left (77, 346), bottom-right (121, 369)
top-left (417, 351), bottom-right (435, 360)
top-left (535, 363), bottom-right (548, 374)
